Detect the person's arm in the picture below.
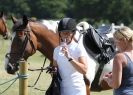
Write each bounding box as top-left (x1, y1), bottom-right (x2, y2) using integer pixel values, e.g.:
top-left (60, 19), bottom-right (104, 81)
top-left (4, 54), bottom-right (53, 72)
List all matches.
top-left (62, 46), bottom-right (88, 74)
top-left (53, 59), bottom-right (58, 67)
top-left (68, 56), bottom-right (88, 74)
top-left (52, 48), bottom-right (58, 71)
top-left (103, 53), bottom-right (126, 89)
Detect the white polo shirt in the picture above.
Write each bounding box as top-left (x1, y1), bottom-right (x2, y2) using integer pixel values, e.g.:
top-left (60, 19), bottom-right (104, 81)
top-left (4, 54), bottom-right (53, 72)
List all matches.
top-left (53, 40), bottom-right (87, 95)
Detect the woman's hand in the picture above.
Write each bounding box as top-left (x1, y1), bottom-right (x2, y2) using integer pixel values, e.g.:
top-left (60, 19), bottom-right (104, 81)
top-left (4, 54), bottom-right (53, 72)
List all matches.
top-left (103, 72), bottom-right (112, 79)
top-left (61, 46), bottom-right (71, 59)
top-left (103, 72), bottom-right (113, 87)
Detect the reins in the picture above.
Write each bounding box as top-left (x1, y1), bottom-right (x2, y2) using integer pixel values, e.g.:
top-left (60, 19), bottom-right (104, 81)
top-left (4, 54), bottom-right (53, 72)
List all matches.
top-left (20, 32), bottom-right (30, 58)
top-left (16, 24), bottom-right (36, 59)
top-left (28, 57), bottom-right (47, 87)
top-left (28, 57), bottom-right (56, 91)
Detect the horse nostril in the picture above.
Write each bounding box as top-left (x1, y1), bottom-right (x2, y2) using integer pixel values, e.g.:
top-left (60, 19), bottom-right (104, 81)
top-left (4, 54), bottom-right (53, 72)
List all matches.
top-left (8, 63), bottom-right (14, 70)
top-left (7, 66), bottom-right (15, 74)
top-left (6, 63), bottom-right (19, 75)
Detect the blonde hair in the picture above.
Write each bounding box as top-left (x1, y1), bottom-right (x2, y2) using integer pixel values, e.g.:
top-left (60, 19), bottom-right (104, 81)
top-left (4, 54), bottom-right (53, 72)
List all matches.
top-left (113, 26), bottom-right (133, 42)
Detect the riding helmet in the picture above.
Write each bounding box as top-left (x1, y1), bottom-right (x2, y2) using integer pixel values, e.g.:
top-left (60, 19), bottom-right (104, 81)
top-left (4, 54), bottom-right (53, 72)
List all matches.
top-left (58, 18), bottom-right (77, 32)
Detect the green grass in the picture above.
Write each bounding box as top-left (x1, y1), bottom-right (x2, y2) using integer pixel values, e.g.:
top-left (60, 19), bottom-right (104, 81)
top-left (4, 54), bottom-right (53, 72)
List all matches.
top-left (0, 39), bottom-right (113, 95)
top-left (0, 39), bottom-right (51, 95)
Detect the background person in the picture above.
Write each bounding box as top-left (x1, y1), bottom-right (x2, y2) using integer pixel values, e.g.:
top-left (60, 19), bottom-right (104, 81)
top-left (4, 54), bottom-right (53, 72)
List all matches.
top-left (103, 26), bottom-right (133, 95)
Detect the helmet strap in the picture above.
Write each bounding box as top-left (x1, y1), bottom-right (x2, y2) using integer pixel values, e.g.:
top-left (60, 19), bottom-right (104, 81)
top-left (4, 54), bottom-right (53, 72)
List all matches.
top-left (58, 32), bottom-right (76, 45)
top-left (58, 33), bottom-right (63, 44)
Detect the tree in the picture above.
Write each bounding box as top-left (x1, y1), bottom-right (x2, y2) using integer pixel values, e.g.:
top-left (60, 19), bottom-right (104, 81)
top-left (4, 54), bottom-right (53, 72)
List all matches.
top-left (0, 0), bottom-right (30, 17)
top-left (28, 0), bottom-right (68, 19)
top-left (69, 0), bottom-right (133, 25)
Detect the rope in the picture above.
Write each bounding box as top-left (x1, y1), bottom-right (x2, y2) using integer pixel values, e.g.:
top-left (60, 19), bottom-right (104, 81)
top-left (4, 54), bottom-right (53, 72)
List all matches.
top-left (0, 76), bottom-right (18, 86)
top-left (0, 74), bottom-right (20, 95)
top-left (17, 73), bottom-right (29, 79)
top-left (0, 57), bottom-right (48, 94)
top-left (0, 78), bottom-right (18, 95)
top-left (0, 72), bottom-right (29, 94)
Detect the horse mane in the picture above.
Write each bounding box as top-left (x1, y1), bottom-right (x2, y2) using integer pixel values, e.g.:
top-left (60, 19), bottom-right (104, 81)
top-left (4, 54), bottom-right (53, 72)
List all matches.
top-left (29, 20), bottom-right (49, 32)
top-left (12, 18), bottom-right (49, 32)
top-left (28, 20), bottom-right (59, 44)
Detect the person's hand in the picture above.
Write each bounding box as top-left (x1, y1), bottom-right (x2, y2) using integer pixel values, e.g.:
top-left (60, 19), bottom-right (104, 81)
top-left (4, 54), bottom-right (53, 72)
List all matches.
top-left (103, 72), bottom-right (112, 82)
top-left (46, 66), bottom-right (57, 74)
top-left (61, 46), bottom-right (71, 59)
top-left (102, 72), bottom-right (113, 87)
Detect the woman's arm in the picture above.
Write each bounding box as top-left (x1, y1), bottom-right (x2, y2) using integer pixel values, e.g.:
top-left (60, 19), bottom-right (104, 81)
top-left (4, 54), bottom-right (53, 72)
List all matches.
top-left (62, 45), bottom-right (88, 74)
top-left (68, 56), bottom-right (88, 74)
top-left (103, 53), bottom-right (126, 89)
top-left (53, 59), bottom-right (58, 67)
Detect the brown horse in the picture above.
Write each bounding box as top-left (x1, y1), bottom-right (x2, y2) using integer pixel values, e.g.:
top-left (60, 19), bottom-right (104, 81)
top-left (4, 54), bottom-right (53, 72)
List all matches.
top-left (5, 15), bottom-right (113, 95)
top-left (0, 12), bottom-right (10, 39)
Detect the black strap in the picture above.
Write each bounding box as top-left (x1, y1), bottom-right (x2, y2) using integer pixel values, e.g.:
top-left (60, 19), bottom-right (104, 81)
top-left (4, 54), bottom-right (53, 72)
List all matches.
top-left (91, 51), bottom-right (111, 91)
top-left (19, 33), bottom-right (29, 59)
top-left (91, 63), bottom-right (104, 91)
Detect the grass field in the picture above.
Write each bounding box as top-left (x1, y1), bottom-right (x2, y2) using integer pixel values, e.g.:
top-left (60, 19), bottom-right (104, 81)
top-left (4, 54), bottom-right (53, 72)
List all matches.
top-left (0, 38), bottom-right (113, 95)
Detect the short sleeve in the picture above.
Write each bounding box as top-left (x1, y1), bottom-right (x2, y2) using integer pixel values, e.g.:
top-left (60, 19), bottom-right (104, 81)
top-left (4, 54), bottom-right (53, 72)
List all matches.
top-left (76, 45), bottom-right (88, 58)
top-left (53, 47), bottom-right (58, 60)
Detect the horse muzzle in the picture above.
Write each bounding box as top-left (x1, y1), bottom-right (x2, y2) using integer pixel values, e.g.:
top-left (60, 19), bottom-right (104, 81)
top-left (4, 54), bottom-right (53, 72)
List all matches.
top-left (6, 63), bottom-right (19, 74)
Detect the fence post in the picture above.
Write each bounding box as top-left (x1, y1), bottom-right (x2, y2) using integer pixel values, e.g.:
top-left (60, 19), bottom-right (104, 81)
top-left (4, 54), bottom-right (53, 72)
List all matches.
top-left (19, 58), bottom-right (28, 95)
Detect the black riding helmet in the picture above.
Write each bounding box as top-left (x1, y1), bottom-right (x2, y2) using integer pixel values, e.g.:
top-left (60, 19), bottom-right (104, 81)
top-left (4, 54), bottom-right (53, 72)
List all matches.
top-left (58, 18), bottom-right (77, 33)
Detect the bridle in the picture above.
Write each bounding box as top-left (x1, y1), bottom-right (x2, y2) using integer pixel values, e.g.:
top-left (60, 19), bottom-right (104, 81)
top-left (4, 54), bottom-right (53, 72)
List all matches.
top-left (58, 31), bottom-right (76, 44)
top-left (5, 24), bottom-right (36, 65)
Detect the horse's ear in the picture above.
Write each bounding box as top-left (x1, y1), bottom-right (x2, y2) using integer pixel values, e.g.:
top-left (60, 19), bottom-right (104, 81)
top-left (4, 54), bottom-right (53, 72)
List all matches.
top-left (0, 11), bottom-right (4, 18)
top-left (23, 15), bottom-right (28, 26)
top-left (11, 15), bottom-right (17, 24)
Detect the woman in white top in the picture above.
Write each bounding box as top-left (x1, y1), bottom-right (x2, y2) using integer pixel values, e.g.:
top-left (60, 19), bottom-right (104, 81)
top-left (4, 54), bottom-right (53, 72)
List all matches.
top-left (53, 17), bottom-right (88, 95)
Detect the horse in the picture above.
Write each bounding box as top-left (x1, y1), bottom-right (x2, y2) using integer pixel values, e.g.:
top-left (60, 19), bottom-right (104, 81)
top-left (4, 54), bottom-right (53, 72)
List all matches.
top-left (0, 12), bottom-right (10, 39)
top-left (5, 15), bottom-right (116, 95)
top-left (40, 19), bottom-right (59, 32)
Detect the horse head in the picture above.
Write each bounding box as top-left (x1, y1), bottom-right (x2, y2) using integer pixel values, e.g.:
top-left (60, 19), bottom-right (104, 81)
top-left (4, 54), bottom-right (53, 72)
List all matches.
top-left (5, 15), bottom-right (37, 74)
top-left (0, 11), bottom-right (10, 39)
top-left (5, 15), bottom-right (59, 74)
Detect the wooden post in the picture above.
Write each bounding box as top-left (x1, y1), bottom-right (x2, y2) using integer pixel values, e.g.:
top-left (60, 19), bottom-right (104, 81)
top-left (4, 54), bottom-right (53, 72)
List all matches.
top-left (19, 58), bottom-right (28, 95)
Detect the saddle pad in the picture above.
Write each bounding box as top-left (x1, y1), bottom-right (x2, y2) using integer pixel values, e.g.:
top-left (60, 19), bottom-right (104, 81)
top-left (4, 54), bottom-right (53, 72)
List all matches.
top-left (83, 28), bottom-right (115, 63)
top-left (83, 28), bottom-right (103, 61)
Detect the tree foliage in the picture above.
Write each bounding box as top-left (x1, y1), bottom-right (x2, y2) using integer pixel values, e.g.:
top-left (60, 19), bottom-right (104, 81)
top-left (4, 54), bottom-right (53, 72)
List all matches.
top-left (27, 0), bottom-right (68, 19)
top-left (1, 0), bottom-right (133, 25)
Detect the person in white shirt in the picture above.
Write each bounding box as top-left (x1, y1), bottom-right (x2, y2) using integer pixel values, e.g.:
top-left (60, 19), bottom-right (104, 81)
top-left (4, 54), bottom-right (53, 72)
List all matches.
top-left (53, 17), bottom-right (88, 95)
